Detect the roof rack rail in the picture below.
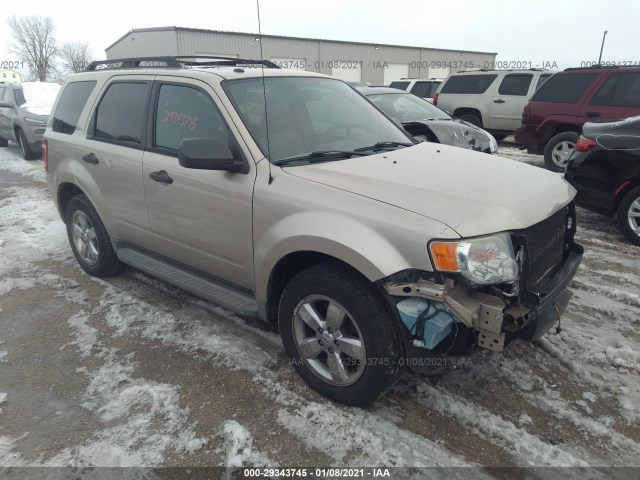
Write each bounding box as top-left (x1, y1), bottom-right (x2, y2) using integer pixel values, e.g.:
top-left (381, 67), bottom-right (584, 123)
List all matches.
top-left (85, 56), bottom-right (280, 71)
top-left (564, 64), bottom-right (640, 71)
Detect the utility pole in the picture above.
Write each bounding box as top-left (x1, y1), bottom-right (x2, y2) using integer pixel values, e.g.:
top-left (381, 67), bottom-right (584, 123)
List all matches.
top-left (598, 30), bottom-right (608, 65)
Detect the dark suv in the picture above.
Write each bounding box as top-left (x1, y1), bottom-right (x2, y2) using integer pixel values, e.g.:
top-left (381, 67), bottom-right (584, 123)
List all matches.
top-left (515, 66), bottom-right (640, 171)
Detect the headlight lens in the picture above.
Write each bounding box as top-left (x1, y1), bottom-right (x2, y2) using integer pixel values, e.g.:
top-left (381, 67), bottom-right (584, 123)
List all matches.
top-left (24, 117), bottom-right (47, 125)
top-left (430, 233), bottom-right (519, 285)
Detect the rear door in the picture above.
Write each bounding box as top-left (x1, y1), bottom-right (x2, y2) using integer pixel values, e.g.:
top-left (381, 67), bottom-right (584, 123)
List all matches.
top-left (142, 77), bottom-right (256, 290)
top-left (78, 77), bottom-right (155, 249)
top-left (489, 73), bottom-right (533, 130)
top-left (581, 71), bottom-right (640, 122)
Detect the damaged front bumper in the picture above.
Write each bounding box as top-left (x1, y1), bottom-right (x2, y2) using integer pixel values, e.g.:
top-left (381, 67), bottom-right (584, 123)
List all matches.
top-left (381, 244), bottom-right (583, 364)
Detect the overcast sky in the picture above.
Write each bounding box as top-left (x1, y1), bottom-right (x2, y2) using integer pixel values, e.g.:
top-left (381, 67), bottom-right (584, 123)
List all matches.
top-left (1, 0), bottom-right (638, 74)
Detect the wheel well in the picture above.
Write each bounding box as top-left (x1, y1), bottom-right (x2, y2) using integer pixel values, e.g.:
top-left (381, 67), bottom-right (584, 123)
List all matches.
top-left (612, 180), bottom-right (640, 216)
top-left (58, 183), bottom-right (85, 222)
top-left (453, 108), bottom-right (483, 125)
top-left (542, 124), bottom-right (581, 146)
top-left (265, 251), bottom-right (395, 326)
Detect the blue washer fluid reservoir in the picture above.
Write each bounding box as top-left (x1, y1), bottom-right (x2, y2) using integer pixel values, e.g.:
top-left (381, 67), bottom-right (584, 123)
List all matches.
top-left (396, 297), bottom-right (453, 350)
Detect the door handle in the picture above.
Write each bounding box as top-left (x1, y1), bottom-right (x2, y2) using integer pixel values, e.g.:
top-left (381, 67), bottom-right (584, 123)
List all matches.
top-left (149, 170), bottom-right (173, 184)
top-left (493, 99), bottom-right (506, 104)
top-left (586, 111), bottom-right (601, 118)
top-left (82, 153), bottom-right (99, 164)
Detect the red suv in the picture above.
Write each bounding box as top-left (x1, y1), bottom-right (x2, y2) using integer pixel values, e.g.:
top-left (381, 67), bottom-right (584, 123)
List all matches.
top-left (515, 66), bottom-right (640, 171)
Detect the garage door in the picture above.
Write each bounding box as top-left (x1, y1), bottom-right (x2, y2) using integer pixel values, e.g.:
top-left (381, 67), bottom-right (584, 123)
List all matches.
top-left (428, 67), bottom-right (450, 79)
top-left (331, 61), bottom-right (362, 82)
top-left (271, 57), bottom-right (306, 70)
top-left (384, 63), bottom-right (410, 86)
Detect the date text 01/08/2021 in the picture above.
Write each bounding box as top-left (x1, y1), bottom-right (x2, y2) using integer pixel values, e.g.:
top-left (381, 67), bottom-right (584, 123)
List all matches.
top-left (243, 468), bottom-right (392, 477)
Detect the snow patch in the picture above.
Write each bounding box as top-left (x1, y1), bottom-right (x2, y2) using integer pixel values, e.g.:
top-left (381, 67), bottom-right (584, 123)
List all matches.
top-left (220, 420), bottom-right (273, 467)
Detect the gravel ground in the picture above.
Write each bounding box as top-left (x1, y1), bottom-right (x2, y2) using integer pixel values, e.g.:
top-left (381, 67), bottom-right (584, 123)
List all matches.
top-left (0, 139), bottom-right (638, 478)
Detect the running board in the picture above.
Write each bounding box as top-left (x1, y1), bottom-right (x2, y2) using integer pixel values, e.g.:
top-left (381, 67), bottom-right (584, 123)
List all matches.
top-left (116, 245), bottom-right (259, 318)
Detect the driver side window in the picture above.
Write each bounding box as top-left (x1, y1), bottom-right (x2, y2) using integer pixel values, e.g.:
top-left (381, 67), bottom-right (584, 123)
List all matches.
top-left (154, 84), bottom-right (232, 154)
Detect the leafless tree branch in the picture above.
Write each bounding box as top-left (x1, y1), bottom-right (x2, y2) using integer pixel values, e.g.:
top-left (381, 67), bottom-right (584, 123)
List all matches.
top-left (7, 15), bottom-right (57, 81)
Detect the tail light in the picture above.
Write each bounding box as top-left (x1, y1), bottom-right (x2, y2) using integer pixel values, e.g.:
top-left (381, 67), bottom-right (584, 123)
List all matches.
top-left (433, 93), bottom-right (439, 106)
top-left (42, 139), bottom-right (48, 172)
top-left (576, 135), bottom-right (597, 152)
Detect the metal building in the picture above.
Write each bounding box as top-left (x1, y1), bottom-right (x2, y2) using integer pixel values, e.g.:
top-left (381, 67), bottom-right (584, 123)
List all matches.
top-left (106, 27), bottom-right (497, 86)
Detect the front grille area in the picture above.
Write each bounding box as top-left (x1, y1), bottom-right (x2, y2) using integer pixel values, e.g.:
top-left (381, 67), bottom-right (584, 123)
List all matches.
top-left (520, 206), bottom-right (569, 291)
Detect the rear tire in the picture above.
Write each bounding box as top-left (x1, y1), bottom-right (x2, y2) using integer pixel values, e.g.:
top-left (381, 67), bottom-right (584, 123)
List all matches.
top-left (544, 132), bottom-right (578, 172)
top-left (492, 134), bottom-right (508, 141)
top-left (617, 186), bottom-right (640, 246)
top-left (17, 128), bottom-right (37, 160)
top-left (459, 114), bottom-right (482, 128)
top-left (65, 195), bottom-right (123, 277)
top-left (279, 262), bottom-right (403, 406)
top-left (0, 136), bottom-right (7, 147)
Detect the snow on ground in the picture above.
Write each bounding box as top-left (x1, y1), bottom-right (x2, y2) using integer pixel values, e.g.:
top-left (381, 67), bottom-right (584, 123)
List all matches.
top-left (0, 143), bottom-right (639, 472)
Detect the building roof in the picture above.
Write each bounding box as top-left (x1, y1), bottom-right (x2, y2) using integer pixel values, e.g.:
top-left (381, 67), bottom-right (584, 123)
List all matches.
top-left (106, 26), bottom-right (497, 56)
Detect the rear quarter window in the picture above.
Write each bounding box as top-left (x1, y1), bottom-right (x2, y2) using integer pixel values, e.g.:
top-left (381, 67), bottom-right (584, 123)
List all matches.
top-left (531, 73), bottom-right (598, 103)
top-left (440, 75), bottom-right (498, 94)
top-left (52, 81), bottom-right (96, 134)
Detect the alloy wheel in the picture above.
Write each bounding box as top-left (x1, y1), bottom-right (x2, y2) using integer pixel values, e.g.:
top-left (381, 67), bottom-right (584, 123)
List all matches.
top-left (551, 140), bottom-right (575, 168)
top-left (292, 294), bottom-right (366, 386)
top-left (71, 210), bottom-right (99, 265)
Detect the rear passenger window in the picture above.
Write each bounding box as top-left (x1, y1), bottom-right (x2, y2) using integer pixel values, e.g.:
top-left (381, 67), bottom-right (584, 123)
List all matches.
top-left (94, 82), bottom-right (148, 144)
top-left (52, 81), bottom-right (96, 134)
top-left (498, 74), bottom-right (533, 96)
top-left (532, 73), bottom-right (598, 103)
top-left (154, 84), bottom-right (232, 152)
top-left (410, 81), bottom-right (432, 98)
top-left (389, 81), bottom-right (410, 90)
top-left (591, 73), bottom-right (640, 107)
top-left (440, 75), bottom-right (498, 94)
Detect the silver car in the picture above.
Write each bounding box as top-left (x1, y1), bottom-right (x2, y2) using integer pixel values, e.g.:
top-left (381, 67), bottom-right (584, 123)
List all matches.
top-left (0, 82), bottom-right (61, 159)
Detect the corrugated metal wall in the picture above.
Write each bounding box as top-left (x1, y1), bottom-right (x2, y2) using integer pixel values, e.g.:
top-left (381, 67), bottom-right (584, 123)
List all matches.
top-left (107, 28), bottom-right (496, 85)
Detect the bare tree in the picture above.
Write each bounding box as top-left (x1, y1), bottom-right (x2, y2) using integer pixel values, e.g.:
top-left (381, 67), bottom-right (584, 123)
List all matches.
top-left (58, 41), bottom-right (93, 74)
top-left (7, 15), bottom-right (57, 81)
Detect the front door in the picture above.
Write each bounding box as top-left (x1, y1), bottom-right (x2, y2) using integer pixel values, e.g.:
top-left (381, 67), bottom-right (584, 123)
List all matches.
top-left (142, 78), bottom-right (256, 290)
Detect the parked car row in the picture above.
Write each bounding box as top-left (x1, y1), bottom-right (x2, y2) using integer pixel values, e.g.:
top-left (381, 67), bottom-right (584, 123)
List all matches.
top-left (0, 82), bottom-right (60, 159)
top-left (43, 56), bottom-right (582, 405)
top-left (515, 65), bottom-right (640, 171)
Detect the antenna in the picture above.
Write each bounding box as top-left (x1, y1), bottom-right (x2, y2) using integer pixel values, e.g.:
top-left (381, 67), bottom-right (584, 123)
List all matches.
top-left (256, 0), bottom-right (274, 185)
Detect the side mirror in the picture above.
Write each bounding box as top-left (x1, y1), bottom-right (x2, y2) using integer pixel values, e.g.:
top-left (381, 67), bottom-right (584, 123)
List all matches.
top-left (0, 101), bottom-right (12, 108)
top-left (178, 138), bottom-right (248, 174)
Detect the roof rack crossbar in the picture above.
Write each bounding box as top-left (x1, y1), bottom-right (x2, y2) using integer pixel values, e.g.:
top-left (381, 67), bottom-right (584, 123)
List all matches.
top-left (85, 55), bottom-right (280, 71)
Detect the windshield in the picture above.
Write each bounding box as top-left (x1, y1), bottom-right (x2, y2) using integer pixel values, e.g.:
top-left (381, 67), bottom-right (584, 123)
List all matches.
top-left (15, 82), bottom-right (61, 116)
top-left (366, 92), bottom-right (451, 123)
top-left (225, 77), bottom-right (412, 163)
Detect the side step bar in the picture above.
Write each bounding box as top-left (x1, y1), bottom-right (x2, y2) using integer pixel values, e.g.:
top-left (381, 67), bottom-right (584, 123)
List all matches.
top-left (117, 245), bottom-right (259, 318)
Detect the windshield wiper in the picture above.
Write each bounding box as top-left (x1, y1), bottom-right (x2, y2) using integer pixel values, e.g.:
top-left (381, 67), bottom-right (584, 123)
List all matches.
top-left (274, 150), bottom-right (369, 166)
top-left (354, 141), bottom-right (414, 152)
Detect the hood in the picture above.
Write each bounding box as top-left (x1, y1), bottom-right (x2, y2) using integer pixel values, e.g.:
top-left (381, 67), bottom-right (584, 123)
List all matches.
top-left (406, 119), bottom-right (496, 153)
top-left (282, 142), bottom-right (575, 238)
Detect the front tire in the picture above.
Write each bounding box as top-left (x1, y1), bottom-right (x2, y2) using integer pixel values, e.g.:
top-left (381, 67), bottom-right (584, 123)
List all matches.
top-left (279, 262), bottom-right (403, 406)
top-left (17, 128), bottom-right (37, 160)
top-left (544, 132), bottom-right (578, 172)
top-left (65, 195), bottom-right (123, 277)
top-left (617, 186), bottom-right (640, 246)
top-left (459, 114), bottom-right (482, 128)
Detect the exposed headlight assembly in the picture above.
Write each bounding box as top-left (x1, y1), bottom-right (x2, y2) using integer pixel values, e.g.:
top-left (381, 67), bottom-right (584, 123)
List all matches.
top-left (429, 233), bottom-right (519, 285)
top-left (488, 133), bottom-right (499, 153)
